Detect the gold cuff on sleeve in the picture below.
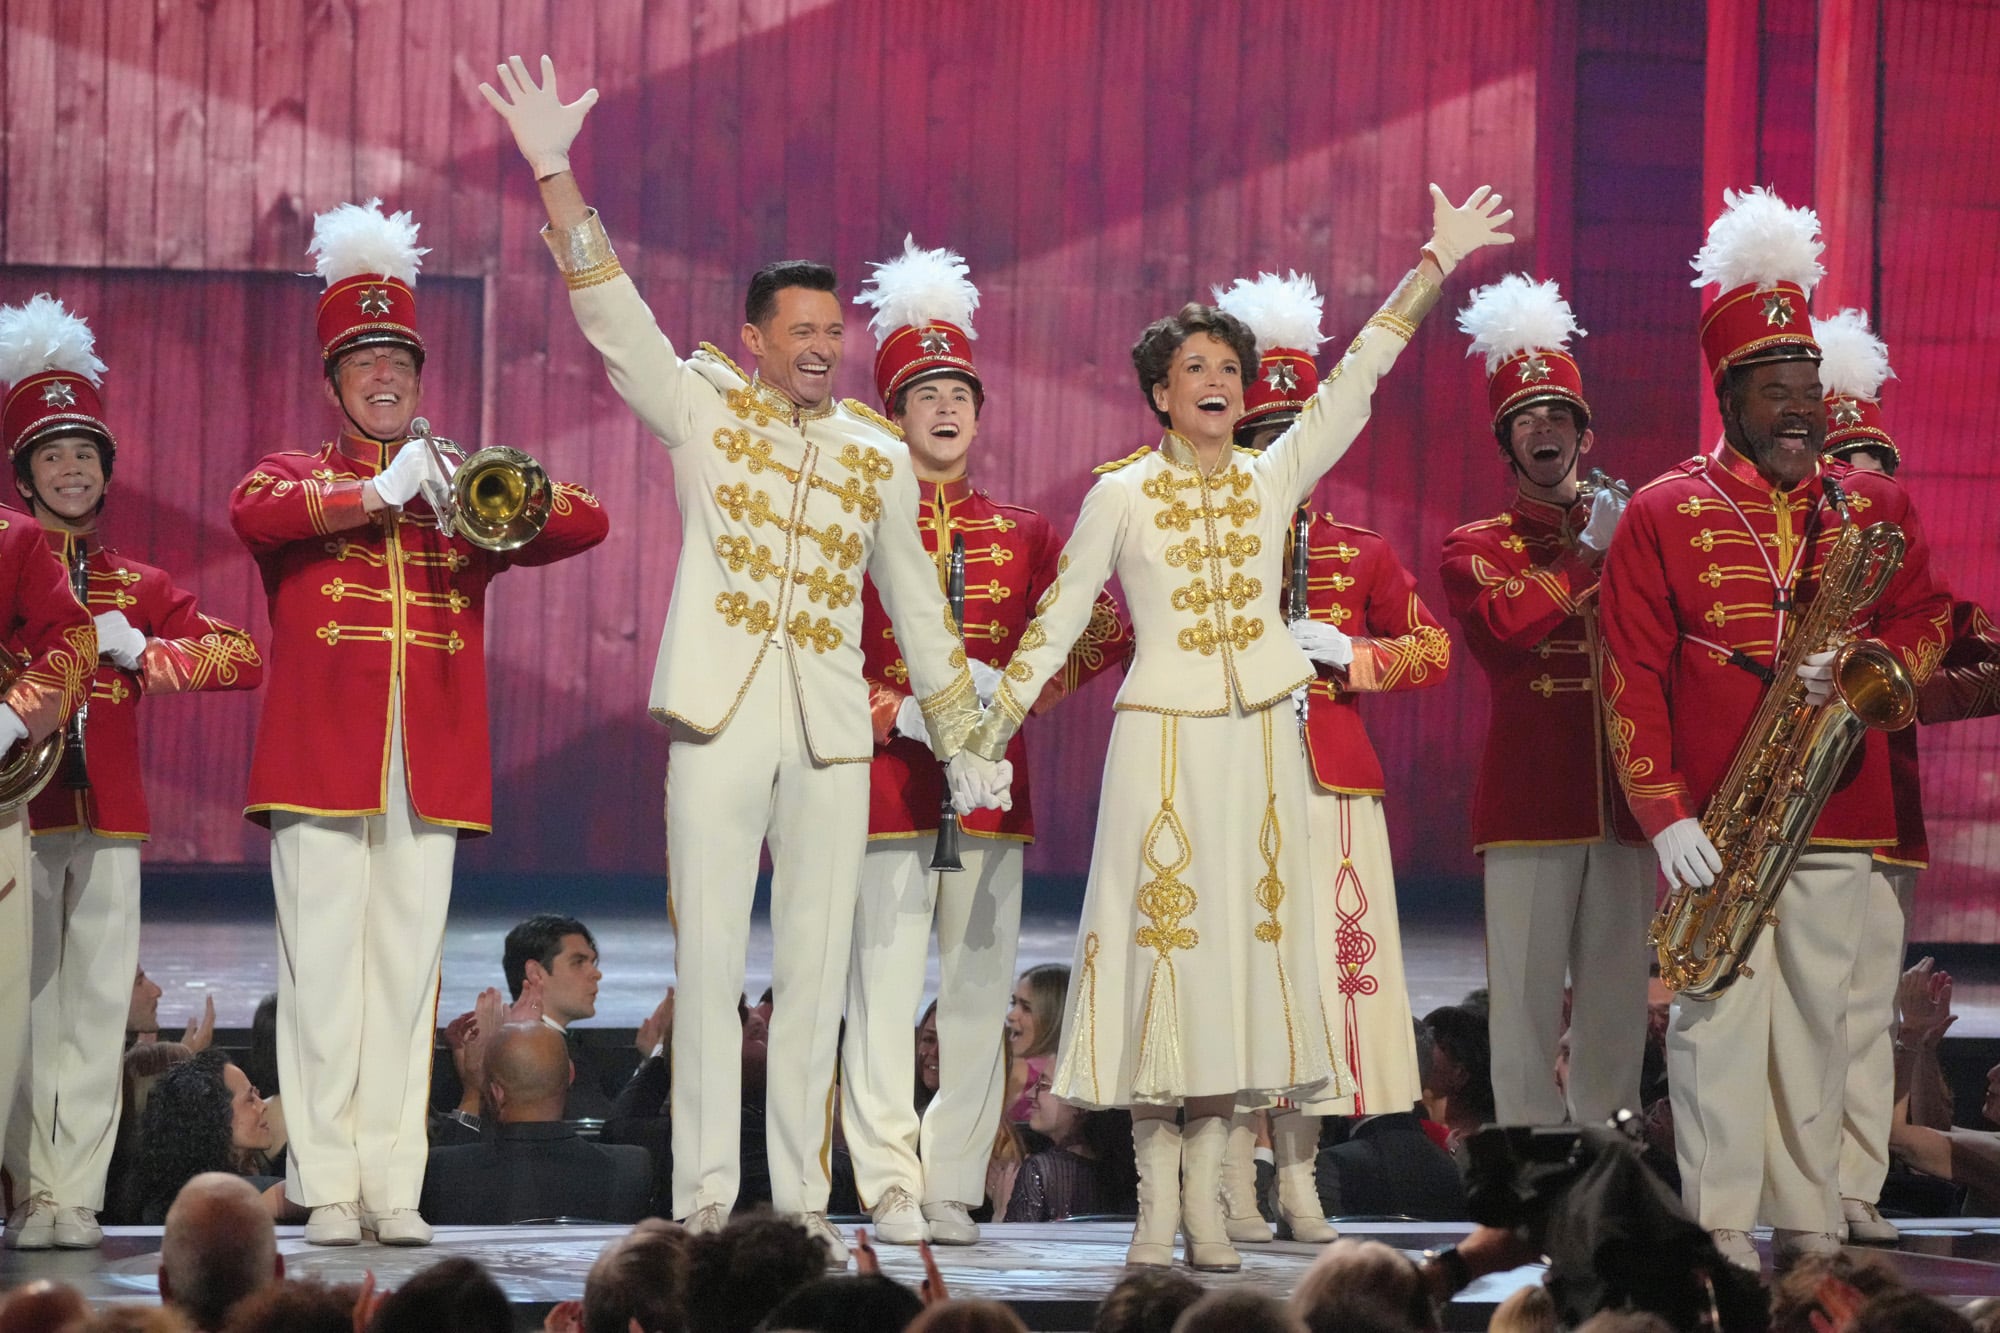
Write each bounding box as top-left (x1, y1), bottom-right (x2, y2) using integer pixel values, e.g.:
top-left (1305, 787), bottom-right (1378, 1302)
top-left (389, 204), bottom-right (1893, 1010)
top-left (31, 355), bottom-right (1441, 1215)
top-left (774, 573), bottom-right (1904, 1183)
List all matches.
top-left (1376, 267), bottom-right (1443, 335)
top-left (964, 704), bottom-right (1018, 763)
top-left (917, 668), bottom-right (980, 759)
top-left (540, 209), bottom-right (624, 290)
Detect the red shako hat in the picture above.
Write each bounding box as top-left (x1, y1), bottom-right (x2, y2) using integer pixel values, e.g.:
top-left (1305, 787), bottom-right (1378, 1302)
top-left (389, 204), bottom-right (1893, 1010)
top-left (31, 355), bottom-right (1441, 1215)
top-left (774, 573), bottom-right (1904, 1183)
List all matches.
top-left (309, 198), bottom-right (429, 366)
top-left (1692, 186), bottom-right (1824, 385)
top-left (1212, 270), bottom-right (1326, 433)
top-left (1814, 307), bottom-right (1899, 470)
top-left (1456, 273), bottom-right (1590, 431)
top-left (0, 294), bottom-right (114, 463)
top-left (855, 236), bottom-right (982, 411)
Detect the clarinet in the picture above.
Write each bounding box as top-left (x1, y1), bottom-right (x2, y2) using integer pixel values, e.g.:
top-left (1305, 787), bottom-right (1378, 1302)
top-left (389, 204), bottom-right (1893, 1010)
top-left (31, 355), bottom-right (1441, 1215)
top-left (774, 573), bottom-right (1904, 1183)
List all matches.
top-left (61, 539), bottom-right (90, 790)
top-left (929, 532), bottom-right (968, 872)
top-left (1289, 507), bottom-right (1312, 740)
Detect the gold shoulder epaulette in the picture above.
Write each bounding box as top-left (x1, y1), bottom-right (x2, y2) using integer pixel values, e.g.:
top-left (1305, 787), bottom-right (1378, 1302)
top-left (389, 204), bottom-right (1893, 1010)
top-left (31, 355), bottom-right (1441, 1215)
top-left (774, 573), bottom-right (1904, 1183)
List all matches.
top-left (695, 341), bottom-right (751, 385)
top-left (843, 399), bottom-right (904, 440)
top-left (1093, 445), bottom-right (1155, 475)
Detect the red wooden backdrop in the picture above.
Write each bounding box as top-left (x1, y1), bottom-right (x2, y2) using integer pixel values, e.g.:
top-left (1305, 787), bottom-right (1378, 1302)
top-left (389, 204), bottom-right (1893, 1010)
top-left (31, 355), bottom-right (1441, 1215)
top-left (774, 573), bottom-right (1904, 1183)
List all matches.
top-left (0, 1), bottom-right (1993, 937)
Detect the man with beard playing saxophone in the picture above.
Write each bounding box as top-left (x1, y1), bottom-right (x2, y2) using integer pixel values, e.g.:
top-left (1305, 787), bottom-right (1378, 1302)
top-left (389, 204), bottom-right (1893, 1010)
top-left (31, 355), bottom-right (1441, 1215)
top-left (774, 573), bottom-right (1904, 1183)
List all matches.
top-left (1598, 188), bottom-right (1950, 1273)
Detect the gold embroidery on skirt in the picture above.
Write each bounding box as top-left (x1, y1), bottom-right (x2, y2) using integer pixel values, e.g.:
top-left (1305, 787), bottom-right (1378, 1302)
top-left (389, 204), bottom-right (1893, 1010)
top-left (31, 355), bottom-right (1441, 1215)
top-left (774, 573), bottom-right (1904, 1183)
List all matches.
top-left (1133, 716), bottom-right (1197, 1099)
top-left (1054, 931), bottom-right (1103, 1105)
top-left (1256, 707), bottom-right (1300, 1084)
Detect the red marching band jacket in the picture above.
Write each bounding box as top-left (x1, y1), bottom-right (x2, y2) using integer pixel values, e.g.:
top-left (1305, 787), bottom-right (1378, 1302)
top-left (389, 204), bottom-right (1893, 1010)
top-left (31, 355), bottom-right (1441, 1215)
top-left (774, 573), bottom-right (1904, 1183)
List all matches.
top-left (1882, 599), bottom-right (2000, 868)
top-left (864, 477), bottom-right (1129, 841)
top-left (229, 435), bottom-right (608, 834)
top-left (29, 531), bottom-right (264, 838)
top-left (0, 507), bottom-right (95, 752)
top-left (1598, 442), bottom-right (1951, 845)
top-left (1286, 514), bottom-right (1450, 793)
top-left (1440, 494), bottom-right (1645, 850)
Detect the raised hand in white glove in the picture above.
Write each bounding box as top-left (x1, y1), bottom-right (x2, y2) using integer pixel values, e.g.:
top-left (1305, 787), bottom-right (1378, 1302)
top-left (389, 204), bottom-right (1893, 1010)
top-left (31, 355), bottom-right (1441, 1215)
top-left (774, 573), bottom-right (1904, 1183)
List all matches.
top-left (93, 611), bottom-right (146, 670)
top-left (371, 441), bottom-right (447, 509)
top-left (1653, 817), bottom-right (1723, 891)
top-left (967, 658), bottom-right (1004, 708)
top-left (1796, 648), bottom-right (1839, 706)
top-left (945, 750), bottom-right (1013, 814)
top-left (0, 706), bottom-right (27, 753)
top-left (478, 54), bottom-right (601, 181)
top-left (1288, 619), bottom-right (1354, 670)
top-left (1422, 184), bottom-right (1516, 278)
top-left (1578, 487), bottom-right (1627, 554)
top-left (893, 694), bottom-right (929, 743)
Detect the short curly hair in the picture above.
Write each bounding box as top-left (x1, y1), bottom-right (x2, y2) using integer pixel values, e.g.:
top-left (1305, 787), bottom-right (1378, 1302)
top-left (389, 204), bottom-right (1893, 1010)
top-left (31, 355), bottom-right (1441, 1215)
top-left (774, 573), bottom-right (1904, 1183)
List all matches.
top-left (1130, 303), bottom-right (1258, 428)
top-left (137, 1050), bottom-right (239, 1221)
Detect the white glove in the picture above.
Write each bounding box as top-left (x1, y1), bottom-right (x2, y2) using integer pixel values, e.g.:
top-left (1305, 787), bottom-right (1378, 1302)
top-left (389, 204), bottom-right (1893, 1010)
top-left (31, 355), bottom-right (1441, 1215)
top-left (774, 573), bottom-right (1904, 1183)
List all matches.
top-left (1422, 184), bottom-right (1516, 277)
top-left (1578, 487), bottom-right (1628, 553)
top-left (478, 54), bottom-right (601, 181)
top-left (1796, 648), bottom-right (1839, 707)
top-left (968, 658), bottom-right (1004, 708)
top-left (1653, 817), bottom-right (1723, 891)
top-left (372, 441), bottom-right (448, 508)
top-left (1288, 619), bottom-right (1354, 669)
top-left (893, 694), bottom-right (929, 743)
top-left (0, 705), bottom-right (26, 753)
top-left (945, 751), bottom-right (1014, 814)
top-left (93, 611), bottom-right (146, 670)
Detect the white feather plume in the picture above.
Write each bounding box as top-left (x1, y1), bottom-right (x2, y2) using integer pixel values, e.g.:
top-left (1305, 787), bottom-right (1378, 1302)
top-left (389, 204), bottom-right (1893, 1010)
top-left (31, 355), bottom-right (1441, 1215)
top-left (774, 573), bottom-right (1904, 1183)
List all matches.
top-left (1211, 271), bottom-right (1326, 354)
top-left (1689, 185), bottom-right (1823, 295)
top-left (1813, 307), bottom-right (1894, 400)
top-left (0, 293), bottom-right (107, 388)
top-left (855, 236), bottom-right (980, 343)
top-left (308, 198), bottom-right (428, 287)
top-left (1455, 273), bottom-right (1586, 375)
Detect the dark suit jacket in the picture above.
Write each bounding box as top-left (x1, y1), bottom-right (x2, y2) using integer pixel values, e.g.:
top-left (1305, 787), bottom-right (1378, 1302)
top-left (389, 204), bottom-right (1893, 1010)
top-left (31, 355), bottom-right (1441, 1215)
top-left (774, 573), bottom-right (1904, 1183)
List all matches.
top-left (419, 1121), bottom-right (653, 1225)
top-left (1314, 1112), bottom-right (1468, 1221)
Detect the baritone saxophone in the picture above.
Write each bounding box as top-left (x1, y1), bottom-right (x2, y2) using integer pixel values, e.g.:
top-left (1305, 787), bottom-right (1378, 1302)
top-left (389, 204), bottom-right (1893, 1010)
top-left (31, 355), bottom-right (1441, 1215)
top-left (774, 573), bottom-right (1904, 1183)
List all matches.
top-left (1649, 478), bottom-right (1916, 1000)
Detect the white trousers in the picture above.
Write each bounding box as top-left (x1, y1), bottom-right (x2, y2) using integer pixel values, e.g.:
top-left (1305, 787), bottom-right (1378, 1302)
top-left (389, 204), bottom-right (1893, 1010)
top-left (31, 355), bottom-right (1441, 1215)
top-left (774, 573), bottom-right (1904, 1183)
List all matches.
top-left (1483, 841), bottom-right (1654, 1124)
top-left (5, 831), bottom-right (141, 1208)
top-left (665, 649), bottom-right (869, 1218)
top-left (270, 714), bottom-right (456, 1211)
top-left (841, 839), bottom-right (1022, 1210)
top-left (1670, 849), bottom-right (1871, 1233)
top-left (0, 810), bottom-right (29, 1175)
top-left (1837, 861), bottom-right (1916, 1205)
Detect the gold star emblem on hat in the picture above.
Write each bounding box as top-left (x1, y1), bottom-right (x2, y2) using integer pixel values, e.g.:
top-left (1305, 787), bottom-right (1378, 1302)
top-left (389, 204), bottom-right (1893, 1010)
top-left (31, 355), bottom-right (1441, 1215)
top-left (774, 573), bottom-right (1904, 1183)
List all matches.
top-left (39, 380), bottom-right (77, 409)
top-left (918, 327), bottom-right (952, 356)
top-left (1760, 292), bottom-right (1795, 326)
top-left (357, 285), bottom-right (393, 317)
top-left (1263, 361), bottom-right (1299, 393)
top-left (1831, 396), bottom-right (1864, 427)
top-left (1516, 353), bottom-right (1552, 384)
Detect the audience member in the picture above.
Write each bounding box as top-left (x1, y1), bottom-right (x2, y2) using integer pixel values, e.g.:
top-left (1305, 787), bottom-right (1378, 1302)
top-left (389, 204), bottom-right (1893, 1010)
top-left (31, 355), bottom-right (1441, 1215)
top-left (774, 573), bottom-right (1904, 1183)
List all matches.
top-left (980, 1039), bottom-right (1025, 1220)
top-left (135, 1051), bottom-right (279, 1224)
top-left (755, 1274), bottom-right (924, 1333)
top-left (1963, 1297), bottom-right (2000, 1333)
top-left (1090, 1269), bottom-right (1203, 1333)
top-left (576, 1218), bottom-right (687, 1333)
top-left (503, 913), bottom-right (629, 1118)
top-left (1002, 965), bottom-right (1067, 1123)
top-left (365, 1256), bottom-right (512, 1333)
top-left (1850, 1293), bottom-right (1974, 1333)
top-left (420, 1022), bottom-right (650, 1224)
top-left (1313, 1102), bottom-right (1466, 1221)
top-left (681, 1212), bottom-right (831, 1332)
top-left (72, 1311), bottom-right (190, 1333)
top-left (218, 1279), bottom-right (364, 1333)
top-left (1487, 1284), bottom-right (1556, 1333)
top-left (102, 1040), bottom-right (195, 1223)
top-left (1290, 1239), bottom-right (1437, 1333)
top-left (914, 1001), bottom-right (940, 1118)
top-left (159, 1173), bottom-right (283, 1332)
top-left (1571, 1316), bottom-right (1674, 1333)
top-left (1171, 1291), bottom-right (1304, 1333)
top-left (0, 1281), bottom-right (90, 1333)
top-left (1004, 1069), bottom-right (1135, 1220)
top-left (906, 1302), bottom-right (1029, 1333)
top-left (127, 968), bottom-right (164, 1044)
top-left (1419, 1006), bottom-right (1493, 1147)
top-left (240, 995), bottom-right (280, 1108)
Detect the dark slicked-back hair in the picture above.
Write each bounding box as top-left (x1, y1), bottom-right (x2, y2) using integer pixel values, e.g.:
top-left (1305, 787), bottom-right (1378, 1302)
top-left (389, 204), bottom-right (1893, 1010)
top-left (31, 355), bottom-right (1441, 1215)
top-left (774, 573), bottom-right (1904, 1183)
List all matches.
top-left (1422, 1004), bottom-right (1495, 1122)
top-left (746, 261), bottom-right (839, 328)
top-left (365, 1256), bottom-right (510, 1333)
top-left (1131, 303), bottom-right (1258, 428)
top-left (503, 913), bottom-right (596, 1001)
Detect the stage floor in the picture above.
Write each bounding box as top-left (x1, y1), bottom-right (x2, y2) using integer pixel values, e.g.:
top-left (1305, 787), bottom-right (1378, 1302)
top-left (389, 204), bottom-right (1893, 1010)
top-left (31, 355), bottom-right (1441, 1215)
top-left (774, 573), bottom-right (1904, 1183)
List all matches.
top-left (7, 1220), bottom-right (2000, 1330)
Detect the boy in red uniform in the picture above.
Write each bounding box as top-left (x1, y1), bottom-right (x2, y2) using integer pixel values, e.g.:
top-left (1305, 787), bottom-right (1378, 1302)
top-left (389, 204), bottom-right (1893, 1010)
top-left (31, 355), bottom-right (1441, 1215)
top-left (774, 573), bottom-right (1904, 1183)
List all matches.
top-left (1440, 275), bottom-right (1652, 1128)
top-left (0, 297), bottom-right (260, 1251)
top-left (841, 240), bottom-right (1128, 1245)
top-left (230, 200), bottom-right (606, 1246)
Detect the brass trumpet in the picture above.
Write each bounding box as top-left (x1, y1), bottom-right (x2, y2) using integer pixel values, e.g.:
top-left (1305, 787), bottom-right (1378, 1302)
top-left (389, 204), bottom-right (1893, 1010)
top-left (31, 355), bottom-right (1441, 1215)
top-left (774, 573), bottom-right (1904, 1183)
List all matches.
top-left (406, 417), bottom-right (552, 552)
top-left (0, 645), bottom-right (65, 811)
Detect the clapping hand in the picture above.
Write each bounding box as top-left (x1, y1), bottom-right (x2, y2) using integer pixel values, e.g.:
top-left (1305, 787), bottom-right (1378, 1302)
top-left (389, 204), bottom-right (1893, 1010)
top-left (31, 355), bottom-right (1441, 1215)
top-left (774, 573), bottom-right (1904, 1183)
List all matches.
top-left (1898, 956), bottom-right (1956, 1048)
top-left (181, 995), bottom-right (216, 1053)
top-left (636, 987), bottom-right (675, 1058)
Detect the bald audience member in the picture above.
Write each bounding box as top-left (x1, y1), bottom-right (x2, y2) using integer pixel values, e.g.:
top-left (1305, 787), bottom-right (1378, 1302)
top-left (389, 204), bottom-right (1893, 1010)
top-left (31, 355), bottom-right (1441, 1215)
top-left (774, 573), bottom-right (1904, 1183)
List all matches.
top-left (159, 1173), bottom-right (282, 1332)
top-left (419, 1023), bottom-right (650, 1225)
top-left (0, 1281), bottom-right (90, 1333)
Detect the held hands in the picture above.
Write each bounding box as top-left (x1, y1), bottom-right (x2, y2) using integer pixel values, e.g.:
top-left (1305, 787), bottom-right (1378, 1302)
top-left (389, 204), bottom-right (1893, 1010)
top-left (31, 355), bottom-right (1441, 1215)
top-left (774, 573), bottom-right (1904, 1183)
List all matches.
top-left (1578, 487), bottom-right (1627, 554)
top-left (93, 611), bottom-right (147, 670)
top-left (371, 441), bottom-right (448, 509)
top-left (967, 658), bottom-right (1004, 709)
top-left (1653, 817), bottom-right (1723, 890)
top-left (478, 55), bottom-right (601, 181)
top-left (1288, 618), bottom-right (1354, 670)
top-left (1423, 184), bottom-right (1516, 278)
top-left (1797, 648), bottom-right (1839, 706)
top-left (945, 750), bottom-right (1014, 814)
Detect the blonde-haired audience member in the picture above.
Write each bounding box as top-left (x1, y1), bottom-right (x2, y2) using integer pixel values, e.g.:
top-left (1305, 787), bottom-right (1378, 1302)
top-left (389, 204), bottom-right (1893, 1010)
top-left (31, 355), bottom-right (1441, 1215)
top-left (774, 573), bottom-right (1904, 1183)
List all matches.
top-left (1487, 1284), bottom-right (1556, 1333)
